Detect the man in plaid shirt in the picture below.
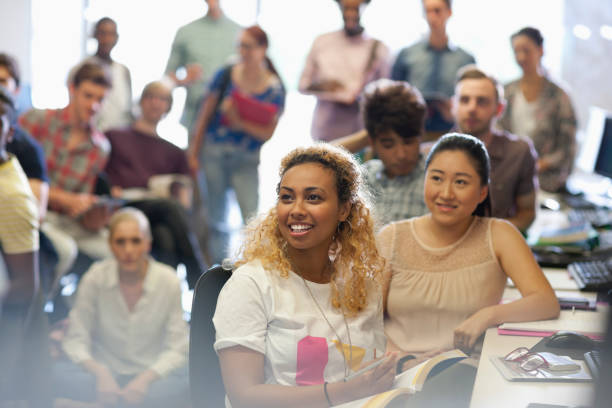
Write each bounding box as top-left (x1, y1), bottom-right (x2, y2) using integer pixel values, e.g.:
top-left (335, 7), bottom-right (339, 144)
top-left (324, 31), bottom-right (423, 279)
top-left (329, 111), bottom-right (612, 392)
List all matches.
top-left (19, 62), bottom-right (113, 273)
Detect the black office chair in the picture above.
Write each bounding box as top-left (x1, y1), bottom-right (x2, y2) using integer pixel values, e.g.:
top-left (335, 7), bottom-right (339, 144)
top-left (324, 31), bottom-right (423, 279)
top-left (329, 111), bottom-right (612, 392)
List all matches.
top-left (189, 264), bottom-right (233, 408)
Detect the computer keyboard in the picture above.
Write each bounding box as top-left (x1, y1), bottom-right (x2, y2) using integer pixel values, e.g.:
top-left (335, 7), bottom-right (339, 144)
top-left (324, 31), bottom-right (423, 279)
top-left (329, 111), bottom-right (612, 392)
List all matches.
top-left (584, 350), bottom-right (601, 379)
top-left (568, 258), bottom-right (612, 291)
top-left (567, 208), bottom-right (612, 228)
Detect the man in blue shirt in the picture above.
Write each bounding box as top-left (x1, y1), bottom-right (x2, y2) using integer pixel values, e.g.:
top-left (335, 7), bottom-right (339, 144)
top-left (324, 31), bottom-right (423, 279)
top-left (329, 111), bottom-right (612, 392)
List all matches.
top-left (392, 0), bottom-right (475, 135)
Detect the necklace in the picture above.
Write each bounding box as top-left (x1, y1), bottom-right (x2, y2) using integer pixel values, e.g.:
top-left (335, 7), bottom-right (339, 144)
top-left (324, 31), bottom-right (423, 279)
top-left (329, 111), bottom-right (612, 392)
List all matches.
top-left (300, 269), bottom-right (353, 380)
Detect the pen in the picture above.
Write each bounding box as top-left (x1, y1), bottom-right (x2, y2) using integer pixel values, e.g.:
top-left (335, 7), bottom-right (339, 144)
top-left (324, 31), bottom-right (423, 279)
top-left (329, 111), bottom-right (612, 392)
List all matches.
top-left (344, 356), bottom-right (391, 382)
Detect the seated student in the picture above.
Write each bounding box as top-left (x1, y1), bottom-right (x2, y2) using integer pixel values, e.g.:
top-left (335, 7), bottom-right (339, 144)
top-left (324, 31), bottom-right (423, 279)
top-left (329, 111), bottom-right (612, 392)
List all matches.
top-left (0, 89), bottom-right (51, 407)
top-left (19, 62), bottom-right (114, 274)
top-left (353, 79), bottom-right (429, 226)
top-left (452, 66), bottom-right (538, 232)
top-left (1, 82), bottom-right (55, 268)
top-left (380, 133), bottom-right (559, 358)
top-left (2, 55), bottom-right (59, 294)
top-left (105, 81), bottom-right (207, 288)
top-left (54, 208), bottom-right (189, 407)
top-left (213, 145), bottom-right (397, 408)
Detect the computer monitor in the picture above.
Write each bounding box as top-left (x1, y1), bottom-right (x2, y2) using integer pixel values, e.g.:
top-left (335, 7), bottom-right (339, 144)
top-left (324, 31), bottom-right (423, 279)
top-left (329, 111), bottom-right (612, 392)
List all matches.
top-left (578, 107), bottom-right (612, 178)
top-left (594, 116), bottom-right (612, 179)
top-left (572, 107), bottom-right (612, 201)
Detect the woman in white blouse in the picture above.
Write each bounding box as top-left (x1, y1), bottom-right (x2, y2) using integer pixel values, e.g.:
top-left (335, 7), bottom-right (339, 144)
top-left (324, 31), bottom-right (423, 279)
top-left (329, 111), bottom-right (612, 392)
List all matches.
top-left (54, 208), bottom-right (189, 407)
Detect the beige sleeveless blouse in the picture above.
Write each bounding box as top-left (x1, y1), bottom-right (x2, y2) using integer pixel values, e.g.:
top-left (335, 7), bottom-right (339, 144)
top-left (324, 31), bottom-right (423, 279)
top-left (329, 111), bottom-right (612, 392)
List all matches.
top-left (378, 216), bottom-right (506, 354)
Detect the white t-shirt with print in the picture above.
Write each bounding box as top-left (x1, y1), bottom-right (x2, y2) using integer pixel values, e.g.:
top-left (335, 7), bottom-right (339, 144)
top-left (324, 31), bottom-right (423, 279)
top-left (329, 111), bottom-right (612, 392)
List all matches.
top-left (213, 259), bottom-right (386, 386)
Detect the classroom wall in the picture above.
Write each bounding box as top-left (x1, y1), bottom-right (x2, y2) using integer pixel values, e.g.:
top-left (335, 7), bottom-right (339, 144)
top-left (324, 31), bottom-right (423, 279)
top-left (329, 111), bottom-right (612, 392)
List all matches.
top-left (2, 0), bottom-right (612, 132)
top-left (0, 0), bottom-right (32, 83)
top-left (563, 0), bottom-right (612, 134)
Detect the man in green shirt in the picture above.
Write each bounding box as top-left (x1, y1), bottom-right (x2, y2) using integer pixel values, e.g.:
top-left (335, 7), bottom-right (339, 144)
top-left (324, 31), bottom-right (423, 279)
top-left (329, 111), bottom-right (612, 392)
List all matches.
top-left (165, 0), bottom-right (241, 136)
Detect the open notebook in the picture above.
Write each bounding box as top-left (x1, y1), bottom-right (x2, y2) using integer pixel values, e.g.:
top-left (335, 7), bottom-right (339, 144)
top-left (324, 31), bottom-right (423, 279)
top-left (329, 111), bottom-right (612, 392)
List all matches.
top-left (333, 349), bottom-right (467, 408)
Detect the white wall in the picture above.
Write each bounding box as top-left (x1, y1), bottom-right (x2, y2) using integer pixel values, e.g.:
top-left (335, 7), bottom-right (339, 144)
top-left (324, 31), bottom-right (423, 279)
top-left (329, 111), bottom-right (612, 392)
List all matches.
top-left (0, 0), bottom-right (32, 83)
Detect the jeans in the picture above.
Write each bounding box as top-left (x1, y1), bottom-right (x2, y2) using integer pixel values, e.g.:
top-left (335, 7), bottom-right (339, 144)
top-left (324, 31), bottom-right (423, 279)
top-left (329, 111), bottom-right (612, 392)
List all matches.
top-left (200, 142), bottom-right (260, 264)
top-left (0, 291), bottom-right (52, 407)
top-left (52, 361), bottom-right (190, 407)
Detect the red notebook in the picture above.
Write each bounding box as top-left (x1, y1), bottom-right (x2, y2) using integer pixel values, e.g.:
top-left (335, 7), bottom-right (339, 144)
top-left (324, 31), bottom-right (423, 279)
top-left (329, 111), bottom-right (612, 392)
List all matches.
top-left (228, 90), bottom-right (279, 125)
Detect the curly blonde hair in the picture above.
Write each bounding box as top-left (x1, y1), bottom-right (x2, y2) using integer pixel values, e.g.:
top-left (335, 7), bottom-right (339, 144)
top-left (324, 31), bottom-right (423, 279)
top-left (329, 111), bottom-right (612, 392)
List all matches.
top-left (235, 144), bottom-right (384, 315)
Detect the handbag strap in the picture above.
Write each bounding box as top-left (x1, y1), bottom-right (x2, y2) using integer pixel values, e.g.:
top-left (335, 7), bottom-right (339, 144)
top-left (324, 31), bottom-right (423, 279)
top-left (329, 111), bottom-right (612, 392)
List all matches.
top-left (212, 64), bottom-right (233, 115)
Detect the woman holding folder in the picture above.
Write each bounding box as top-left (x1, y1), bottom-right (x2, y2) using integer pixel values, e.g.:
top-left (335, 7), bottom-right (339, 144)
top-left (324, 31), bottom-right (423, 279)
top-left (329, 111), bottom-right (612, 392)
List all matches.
top-left (189, 25), bottom-right (286, 264)
top-left (213, 145), bottom-right (397, 407)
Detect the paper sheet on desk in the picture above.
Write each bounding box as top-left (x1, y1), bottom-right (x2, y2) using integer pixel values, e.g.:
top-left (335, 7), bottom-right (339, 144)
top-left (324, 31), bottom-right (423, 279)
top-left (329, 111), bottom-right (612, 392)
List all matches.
top-left (507, 268), bottom-right (579, 291)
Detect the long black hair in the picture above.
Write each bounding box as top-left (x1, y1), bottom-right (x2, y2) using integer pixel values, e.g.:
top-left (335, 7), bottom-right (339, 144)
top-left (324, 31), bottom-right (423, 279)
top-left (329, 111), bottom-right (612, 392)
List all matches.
top-left (425, 133), bottom-right (492, 217)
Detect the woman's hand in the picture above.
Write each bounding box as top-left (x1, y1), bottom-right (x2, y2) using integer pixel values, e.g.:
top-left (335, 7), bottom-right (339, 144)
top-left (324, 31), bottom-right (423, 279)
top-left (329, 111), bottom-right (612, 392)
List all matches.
top-left (221, 98), bottom-right (243, 130)
top-left (453, 307), bottom-right (493, 353)
top-left (120, 372), bottom-right (155, 405)
top-left (338, 353), bottom-right (397, 402)
top-left (396, 349), bottom-right (447, 373)
top-left (95, 368), bottom-right (121, 405)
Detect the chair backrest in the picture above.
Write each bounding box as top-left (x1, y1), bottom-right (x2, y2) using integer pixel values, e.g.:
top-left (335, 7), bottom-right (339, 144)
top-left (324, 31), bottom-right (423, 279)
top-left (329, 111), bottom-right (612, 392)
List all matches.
top-left (189, 264), bottom-right (232, 407)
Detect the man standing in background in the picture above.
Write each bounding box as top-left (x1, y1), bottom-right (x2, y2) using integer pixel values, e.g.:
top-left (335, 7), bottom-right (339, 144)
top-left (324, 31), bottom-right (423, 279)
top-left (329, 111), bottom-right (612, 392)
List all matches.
top-left (392, 0), bottom-right (474, 137)
top-left (165, 0), bottom-right (241, 136)
top-left (72, 17), bottom-right (133, 132)
top-left (299, 0), bottom-right (390, 142)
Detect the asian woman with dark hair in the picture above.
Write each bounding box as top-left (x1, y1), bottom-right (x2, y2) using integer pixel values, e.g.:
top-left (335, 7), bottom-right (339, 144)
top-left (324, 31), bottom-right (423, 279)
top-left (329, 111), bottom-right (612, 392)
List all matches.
top-left (380, 133), bottom-right (559, 358)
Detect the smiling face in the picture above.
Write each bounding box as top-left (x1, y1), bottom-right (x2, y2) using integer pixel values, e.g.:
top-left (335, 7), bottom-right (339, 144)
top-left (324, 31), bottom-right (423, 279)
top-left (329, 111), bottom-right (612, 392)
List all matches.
top-left (424, 150), bottom-right (488, 226)
top-left (277, 163), bottom-right (350, 257)
top-left (110, 219), bottom-right (151, 274)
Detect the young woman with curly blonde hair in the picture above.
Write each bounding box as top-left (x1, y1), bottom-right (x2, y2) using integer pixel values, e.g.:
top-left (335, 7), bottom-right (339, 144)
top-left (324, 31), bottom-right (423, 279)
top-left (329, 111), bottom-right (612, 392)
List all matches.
top-left (213, 144), bottom-right (397, 408)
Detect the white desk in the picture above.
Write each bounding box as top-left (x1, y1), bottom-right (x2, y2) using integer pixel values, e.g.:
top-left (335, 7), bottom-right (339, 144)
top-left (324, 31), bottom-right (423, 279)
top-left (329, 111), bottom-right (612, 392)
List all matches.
top-left (469, 328), bottom-right (596, 408)
top-left (469, 264), bottom-right (607, 408)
